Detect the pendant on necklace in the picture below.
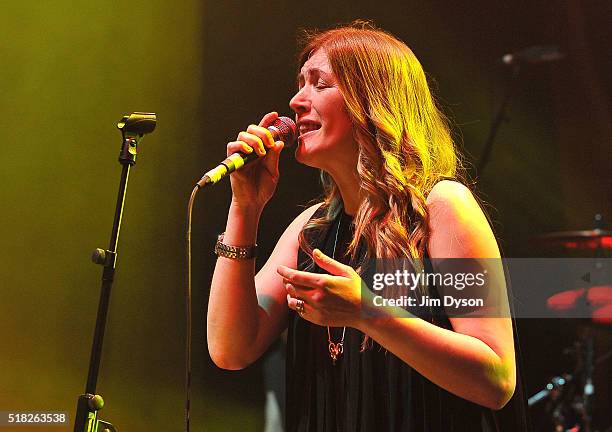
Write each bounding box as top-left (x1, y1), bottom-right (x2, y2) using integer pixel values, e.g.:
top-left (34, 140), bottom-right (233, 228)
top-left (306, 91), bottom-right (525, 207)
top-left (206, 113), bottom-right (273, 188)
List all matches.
top-left (327, 213), bottom-right (345, 366)
top-left (328, 341), bottom-right (344, 365)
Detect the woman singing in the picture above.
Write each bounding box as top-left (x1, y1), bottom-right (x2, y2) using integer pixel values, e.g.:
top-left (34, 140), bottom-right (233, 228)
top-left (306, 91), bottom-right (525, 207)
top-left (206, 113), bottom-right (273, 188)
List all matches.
top-left (207, 21), bottom-right (528, 432)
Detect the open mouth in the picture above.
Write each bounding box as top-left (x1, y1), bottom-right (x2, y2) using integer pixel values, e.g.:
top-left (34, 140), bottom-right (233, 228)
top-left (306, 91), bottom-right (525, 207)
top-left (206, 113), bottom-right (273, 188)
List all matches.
top-left (298, 122), bottom-right (321, 140)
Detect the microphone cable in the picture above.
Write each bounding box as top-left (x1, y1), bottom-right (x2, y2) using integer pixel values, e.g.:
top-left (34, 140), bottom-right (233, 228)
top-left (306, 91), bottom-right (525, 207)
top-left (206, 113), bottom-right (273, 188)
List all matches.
top-left (185, 185), bottom-right (199, 432)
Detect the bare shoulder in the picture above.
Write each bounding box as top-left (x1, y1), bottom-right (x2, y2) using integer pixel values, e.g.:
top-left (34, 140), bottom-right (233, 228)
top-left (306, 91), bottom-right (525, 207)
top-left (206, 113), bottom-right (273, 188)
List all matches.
top-left (426, 180), bottom-right (475, 208)
top-left (425, 180), bottom-right (499, 258)
top-left (276, 202), bottom-right (325, 250)
top-left (291, 202), bottom-right (325, 230)
top-left (426, 180), bottom-right (483, 226)
top-left (258, 202), bottom-right (323, 274)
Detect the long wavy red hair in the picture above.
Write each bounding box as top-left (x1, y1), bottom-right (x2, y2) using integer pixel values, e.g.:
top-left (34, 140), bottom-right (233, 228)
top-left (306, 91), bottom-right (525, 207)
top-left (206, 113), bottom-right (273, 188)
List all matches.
top-left (297, 21), bottom-right (461, 269)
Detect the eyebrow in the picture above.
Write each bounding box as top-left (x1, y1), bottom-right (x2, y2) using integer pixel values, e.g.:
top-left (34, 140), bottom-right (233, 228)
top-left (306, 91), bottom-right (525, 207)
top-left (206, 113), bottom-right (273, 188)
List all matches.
top-left (297, 67), bottom-right (333, 86)
top-left (297, 67), bottom-right (331, 81)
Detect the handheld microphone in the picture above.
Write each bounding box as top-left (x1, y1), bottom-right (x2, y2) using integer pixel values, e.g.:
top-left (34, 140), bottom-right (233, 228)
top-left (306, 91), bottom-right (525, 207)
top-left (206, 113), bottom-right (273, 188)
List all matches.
top-left (197, 116), bottom-right (296, 188)
top-left (502, 45), bottom-right (565, 65)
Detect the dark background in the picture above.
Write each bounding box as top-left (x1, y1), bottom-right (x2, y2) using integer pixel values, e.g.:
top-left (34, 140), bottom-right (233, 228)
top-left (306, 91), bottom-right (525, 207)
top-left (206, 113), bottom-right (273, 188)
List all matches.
top-left (1, 1), bottom-right (610, 430)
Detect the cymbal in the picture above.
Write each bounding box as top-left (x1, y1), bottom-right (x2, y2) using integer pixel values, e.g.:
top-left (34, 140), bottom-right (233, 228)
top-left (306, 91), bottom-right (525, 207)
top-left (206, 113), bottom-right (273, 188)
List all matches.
top-left (547, 286), bottom-right (612, 324)
top-left (548, 286), bottom-right (612, 311)
top-left (533, 229), bottom-right (612, 250)
top-left (593, 303), bottom-right (612, 325)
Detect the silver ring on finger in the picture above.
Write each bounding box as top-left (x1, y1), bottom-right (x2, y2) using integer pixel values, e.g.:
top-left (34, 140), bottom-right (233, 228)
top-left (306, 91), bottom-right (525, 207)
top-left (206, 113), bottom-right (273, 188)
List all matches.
top-left (295, 299), bottom-right (305, 316)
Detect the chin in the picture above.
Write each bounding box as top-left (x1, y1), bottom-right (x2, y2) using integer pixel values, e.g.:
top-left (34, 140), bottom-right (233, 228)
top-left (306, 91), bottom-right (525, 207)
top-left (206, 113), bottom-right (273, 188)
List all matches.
top-left (295, 140), bottom-right (330, 169)
top-left (294, 148), bottom-right (315, 167)
top-left (294, 145), bottom-right (324, 169)
top-left (294, 134), bottom-right (340, 170)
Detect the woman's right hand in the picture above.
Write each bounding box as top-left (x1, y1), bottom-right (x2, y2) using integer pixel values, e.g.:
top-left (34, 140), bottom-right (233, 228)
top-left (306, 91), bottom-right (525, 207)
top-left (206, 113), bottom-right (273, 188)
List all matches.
top-left (227, 111), bottom-right (285, 213)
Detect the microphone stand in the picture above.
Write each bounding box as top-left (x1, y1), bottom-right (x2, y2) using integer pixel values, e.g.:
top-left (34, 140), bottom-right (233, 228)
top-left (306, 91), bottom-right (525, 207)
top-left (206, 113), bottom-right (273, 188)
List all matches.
top-left (476, 64), bottom-right (521, 175)
top-left (73, 113), bottom-right (156, 432)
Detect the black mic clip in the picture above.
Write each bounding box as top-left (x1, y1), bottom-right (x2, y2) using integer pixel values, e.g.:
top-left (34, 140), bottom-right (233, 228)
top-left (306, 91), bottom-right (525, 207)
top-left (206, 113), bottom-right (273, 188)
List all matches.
top-left (116, 112), bottom-right (157, 166)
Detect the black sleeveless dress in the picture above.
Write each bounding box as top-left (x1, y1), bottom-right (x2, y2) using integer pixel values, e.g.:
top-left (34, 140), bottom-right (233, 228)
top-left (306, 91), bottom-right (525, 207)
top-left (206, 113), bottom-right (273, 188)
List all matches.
top-left (285, 207), bottom-right (530, 432)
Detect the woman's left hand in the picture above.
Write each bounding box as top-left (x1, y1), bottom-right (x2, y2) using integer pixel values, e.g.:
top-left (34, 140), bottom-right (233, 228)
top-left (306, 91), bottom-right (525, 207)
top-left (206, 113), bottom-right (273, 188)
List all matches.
top-left (277, 248), bottom-right (364, 327)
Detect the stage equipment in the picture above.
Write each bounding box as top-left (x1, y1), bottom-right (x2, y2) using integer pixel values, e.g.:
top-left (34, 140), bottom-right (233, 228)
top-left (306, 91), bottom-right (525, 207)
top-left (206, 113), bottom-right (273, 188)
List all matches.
top-left (534, 229), bottom-right (612, 251)
top-left (73, 112), bottom-right (157, 432)
top-left (477, 45), bottom-right (564, 175)
top-left (529, 214), bottom-right (611, 432)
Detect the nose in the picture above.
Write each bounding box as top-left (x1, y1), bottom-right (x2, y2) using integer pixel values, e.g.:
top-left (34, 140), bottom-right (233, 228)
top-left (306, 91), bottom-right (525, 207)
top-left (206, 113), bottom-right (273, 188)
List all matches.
top-left (289, 86), bottom-right (309, 115)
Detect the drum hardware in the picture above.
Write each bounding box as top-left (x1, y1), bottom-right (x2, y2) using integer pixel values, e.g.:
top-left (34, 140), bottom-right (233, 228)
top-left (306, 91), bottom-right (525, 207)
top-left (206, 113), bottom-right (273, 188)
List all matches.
top-left (529, 214), bottom-right (611, 431)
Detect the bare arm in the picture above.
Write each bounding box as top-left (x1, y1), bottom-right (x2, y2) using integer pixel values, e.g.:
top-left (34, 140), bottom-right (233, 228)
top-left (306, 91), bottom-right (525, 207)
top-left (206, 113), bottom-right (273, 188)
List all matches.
top-left (207, 202), bottom-right (322, 370)
top-left (357, 180), bottom-right (515, 409)
top-left (357, 308), bottom-right (515, 409)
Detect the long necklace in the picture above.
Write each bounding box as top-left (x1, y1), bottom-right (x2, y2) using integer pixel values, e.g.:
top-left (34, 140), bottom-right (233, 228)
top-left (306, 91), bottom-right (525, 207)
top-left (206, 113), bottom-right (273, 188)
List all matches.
top-left (327, 212), bottom-right (346, 365)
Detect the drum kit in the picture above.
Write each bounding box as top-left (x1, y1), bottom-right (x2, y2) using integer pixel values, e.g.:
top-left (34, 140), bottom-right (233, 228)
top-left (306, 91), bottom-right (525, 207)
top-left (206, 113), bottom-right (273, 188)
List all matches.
top-left (529, 215), bottom-right (612, 432)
